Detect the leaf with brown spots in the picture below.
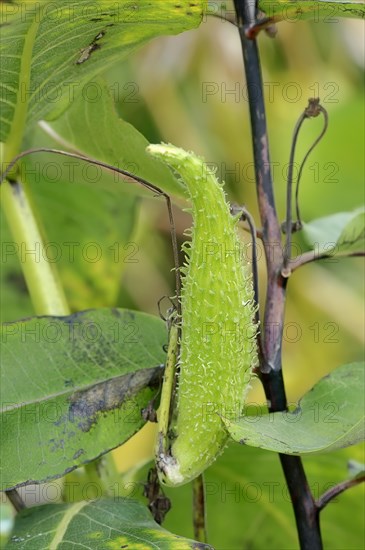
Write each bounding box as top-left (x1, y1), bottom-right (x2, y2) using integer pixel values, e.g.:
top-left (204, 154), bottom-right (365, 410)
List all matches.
top-left (1, 308), bottom-right (166, 489)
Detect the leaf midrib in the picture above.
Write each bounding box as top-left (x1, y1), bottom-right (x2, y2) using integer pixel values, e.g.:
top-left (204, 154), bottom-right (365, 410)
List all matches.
top-left (49, 501), bottom-right (88, 549)
top-left (1, 366), bottom-right (159, 412)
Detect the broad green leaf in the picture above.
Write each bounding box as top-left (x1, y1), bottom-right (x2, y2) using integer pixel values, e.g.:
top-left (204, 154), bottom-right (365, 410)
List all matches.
top-left (131, 443), bottom-right (364, 549)
top-left (0, 0), bottom-right (206, 155)
top-left (0, 309), bottom-right (166, 489)
top-left (257, 0), bottom-right (365, 22)
top-left (39, 77), bottom-right (187, 198)
top-left (302, 209), bottom-right (365, 256)
top-left (6, 499), bottom-right (212, 549)
top-left (224, 362), bottom-right (365, 455)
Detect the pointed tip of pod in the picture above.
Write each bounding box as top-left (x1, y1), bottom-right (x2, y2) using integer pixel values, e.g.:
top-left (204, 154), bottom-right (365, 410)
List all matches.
top-left (147, 143), bottom-right (189, 162)
top-left (147, 143), bottom-right (206, 177)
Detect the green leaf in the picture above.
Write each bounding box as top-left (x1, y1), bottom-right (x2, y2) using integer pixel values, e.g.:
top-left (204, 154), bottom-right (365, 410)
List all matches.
top-left (0, 309), bottom-right (166, 489)
top-left (302, 209), bottom-right (365, 256)
top-left (6, 499), bottom-right (212, 549)
top-left (336, 211), bottom-right (365, 255)
top-left (0, 0), bottom-right (205, 155)
top-left (40, 77), bottom-right (187, 199)
top-left (224, 362), bottom-right (365, 455)
top-left (258, 0), bottom-right (365, 22)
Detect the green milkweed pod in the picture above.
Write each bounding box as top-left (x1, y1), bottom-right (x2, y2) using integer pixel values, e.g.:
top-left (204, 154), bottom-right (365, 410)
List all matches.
top-left (147, 144), bottom-right (258, 487)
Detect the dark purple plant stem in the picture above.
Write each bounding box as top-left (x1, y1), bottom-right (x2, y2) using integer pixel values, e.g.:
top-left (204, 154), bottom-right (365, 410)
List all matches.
top-left (233, 1), bottom-right (322, 548)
